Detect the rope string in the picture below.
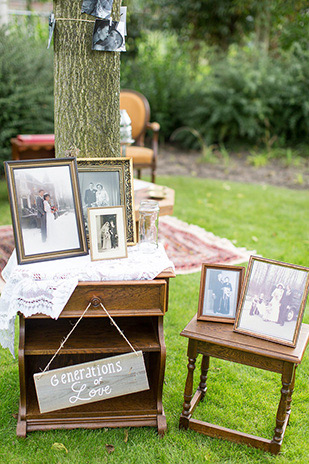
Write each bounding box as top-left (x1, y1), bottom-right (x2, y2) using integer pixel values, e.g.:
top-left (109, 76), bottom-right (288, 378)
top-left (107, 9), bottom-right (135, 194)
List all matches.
top-left (99, 302), bottom-right (138, 356)
top-left (56, 18), bottom-right (95, 23)
top-left (38, 298), bottom-right (138, 379)
top-left (37, 302), bottom-right (92, 379)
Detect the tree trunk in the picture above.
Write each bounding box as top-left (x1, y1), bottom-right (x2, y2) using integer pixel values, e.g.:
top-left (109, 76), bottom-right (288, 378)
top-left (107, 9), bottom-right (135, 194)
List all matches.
top-left (53, 0), bottom-right (121, 158)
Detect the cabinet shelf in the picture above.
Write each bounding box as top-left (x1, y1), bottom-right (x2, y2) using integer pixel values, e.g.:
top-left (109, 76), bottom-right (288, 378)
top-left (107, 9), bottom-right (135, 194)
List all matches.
top-left (17, 276), bottom-right (174, 437)
top-left (24, 317), bottom-right (160, 355)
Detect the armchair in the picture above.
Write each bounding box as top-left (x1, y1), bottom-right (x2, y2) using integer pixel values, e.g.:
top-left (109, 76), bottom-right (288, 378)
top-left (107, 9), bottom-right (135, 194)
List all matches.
top-left (120, 89), bottom-right (160, 183)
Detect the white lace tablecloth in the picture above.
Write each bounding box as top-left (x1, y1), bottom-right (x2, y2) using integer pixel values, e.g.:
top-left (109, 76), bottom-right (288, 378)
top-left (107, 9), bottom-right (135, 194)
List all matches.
top-left (0, 244), bottom-right (174, 356)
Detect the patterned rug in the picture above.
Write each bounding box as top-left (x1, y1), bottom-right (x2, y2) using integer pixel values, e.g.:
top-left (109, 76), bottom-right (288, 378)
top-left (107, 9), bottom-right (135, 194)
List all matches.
top-left (0, 219), bottom-right (253, 279)
top-left (158, 216), bottom-right (253, 274)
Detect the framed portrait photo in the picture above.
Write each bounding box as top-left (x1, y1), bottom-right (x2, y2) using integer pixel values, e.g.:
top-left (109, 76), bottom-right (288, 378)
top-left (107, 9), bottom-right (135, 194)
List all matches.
top-left (4, 158), bottom-right (88, 265)
top-left (88, 206), bottom-right (127, 261)
top-left (197, 264), bottom-right (245, 323)
top-left (234, 256), bottom-right (309, 347)
top-left (77, 158), bottom-right (136, 245)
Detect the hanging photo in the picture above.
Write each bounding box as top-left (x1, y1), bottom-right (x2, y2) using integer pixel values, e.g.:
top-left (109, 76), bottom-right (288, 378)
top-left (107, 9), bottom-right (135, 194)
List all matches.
top-left (47, 12), bottom-right (55, 49)
top-left (81, 0), bottom-right (114, 19)
top-left (88, 206), bottom-right (127, 261)
top-left (4, 158), bottom-right (88, 265)
top-left (197, 264), bottom-right (245, 323)
top-left (234, 256), bottom-right (309, 347)
top-left (77, 157), bottom-right (136, 245)
top-left (92, 19), bottom-right (125, 52)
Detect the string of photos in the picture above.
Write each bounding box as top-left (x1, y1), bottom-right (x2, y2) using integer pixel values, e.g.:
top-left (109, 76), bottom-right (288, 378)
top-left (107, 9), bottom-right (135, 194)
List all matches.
top-left (48, 1), bottom-right (127, 53)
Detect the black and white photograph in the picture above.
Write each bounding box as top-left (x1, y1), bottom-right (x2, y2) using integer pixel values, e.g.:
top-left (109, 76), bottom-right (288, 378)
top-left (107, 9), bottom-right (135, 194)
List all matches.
top-left (234, 256), bottom-right (309, 346)
top-left (92, 19), bottom-right (125, 52)
top-left (81, 0), bottom-right (114, 19)
top-left (88, 206), bottom-right (127, 261)
top-left (197, 264), bottom-right (245, 323)
top-left (77, 158), bottom-right (136, 245)
top-left (4, 158), bottom-right (88, 265)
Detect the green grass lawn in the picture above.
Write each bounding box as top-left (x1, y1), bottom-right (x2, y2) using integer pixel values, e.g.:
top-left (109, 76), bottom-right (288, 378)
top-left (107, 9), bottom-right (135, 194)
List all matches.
top-left (0, 176), bottom-right (308, 464)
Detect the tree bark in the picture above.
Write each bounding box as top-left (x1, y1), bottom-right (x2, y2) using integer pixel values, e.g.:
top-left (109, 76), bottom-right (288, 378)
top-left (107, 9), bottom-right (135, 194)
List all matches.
top-left (53, 0), bottom-right (121, 158)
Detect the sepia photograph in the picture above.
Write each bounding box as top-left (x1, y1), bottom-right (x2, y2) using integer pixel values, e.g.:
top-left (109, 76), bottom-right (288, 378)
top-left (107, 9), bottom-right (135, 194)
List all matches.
top-left (88, 206), bottom-right (127, 261)
top-left (92, 19), bottom-right (125, 52)
top-left (77, 158), bottom-right (136, 245)
top-left (234, 256), bottom-right (309, 346)
top-left (197, 264), bottom-right (245, 323)
top-left (4, 158), bottom-right (88, 264)
top-left (81, 0), bottom-right (114, 19)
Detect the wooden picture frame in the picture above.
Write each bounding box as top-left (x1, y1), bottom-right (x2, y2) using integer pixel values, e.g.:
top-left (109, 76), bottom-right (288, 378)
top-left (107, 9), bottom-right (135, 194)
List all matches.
top-left (77, 158), bottom-right (136, 245)
top-left (234, 256), bottom-right (309, 347)
top-left (4, 158), bottom-right (88, 265)
top-left (197, 264), bottom-right (245, 323)
top-left (88, 206), bottom-right (128, 261)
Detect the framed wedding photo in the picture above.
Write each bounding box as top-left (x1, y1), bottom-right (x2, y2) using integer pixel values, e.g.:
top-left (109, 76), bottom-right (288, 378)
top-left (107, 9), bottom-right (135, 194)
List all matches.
top-left (88, 206), bottom-right (127, 261)
top-left (234, 256), bottom-right (309, 347)
top-left (4, 158), bottom-right (88, 265)
top-left (77, 158), bottom-right (136, 245)
top-left (197, 264), bottom-right (245, 323)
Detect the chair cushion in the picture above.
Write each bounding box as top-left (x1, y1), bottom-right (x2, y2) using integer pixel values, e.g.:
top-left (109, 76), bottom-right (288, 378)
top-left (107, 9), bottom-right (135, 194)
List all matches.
top-left (122, 146), bottom-right (154, 165)
top-left (120, 92), bottom-right (148, 140)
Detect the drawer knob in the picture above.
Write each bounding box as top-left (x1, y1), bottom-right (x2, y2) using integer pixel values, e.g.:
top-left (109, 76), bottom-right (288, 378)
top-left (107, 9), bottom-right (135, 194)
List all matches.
top-left (90, 297), bottom-right (101, 307)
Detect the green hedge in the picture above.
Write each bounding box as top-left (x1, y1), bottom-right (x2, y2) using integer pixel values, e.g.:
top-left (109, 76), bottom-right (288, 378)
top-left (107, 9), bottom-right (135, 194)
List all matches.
top-left (0, 26), bottom-right (54, 170)
top-left (1, 27), bottom-right (308, 169)
top-left (121, 35), bottom-right (309, 148)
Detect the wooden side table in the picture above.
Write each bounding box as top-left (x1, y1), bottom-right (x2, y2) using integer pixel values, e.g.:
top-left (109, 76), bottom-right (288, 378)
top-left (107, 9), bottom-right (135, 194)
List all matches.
top-left (179, 315), bottom-right (309, 455)
top-left (17, 270), bottom-right (175, 437)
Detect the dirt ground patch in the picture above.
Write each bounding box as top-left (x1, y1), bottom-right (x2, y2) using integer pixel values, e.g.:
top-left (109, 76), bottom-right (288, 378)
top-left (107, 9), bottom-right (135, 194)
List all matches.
top-left (156, 145), bottom-right (309, 190)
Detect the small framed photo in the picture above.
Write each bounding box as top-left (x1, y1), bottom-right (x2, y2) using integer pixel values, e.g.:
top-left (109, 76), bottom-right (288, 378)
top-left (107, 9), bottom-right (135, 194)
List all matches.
top-left (77, 158), bottom-right (136, 245)
top-left (88, 206), bottom-right (127, 261)
top-left (234, 256), bottom-right (309, 347)
top-left (197, 264), bottom-right (245, 323)
top-left (4, 158), bottom-right (88, 265)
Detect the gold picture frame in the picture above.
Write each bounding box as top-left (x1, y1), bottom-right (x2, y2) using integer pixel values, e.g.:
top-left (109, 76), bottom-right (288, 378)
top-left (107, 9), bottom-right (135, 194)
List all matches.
top-left (197, 264), bottom-right (245, 323)
top-left (77, 158), bottom-right (136, 245)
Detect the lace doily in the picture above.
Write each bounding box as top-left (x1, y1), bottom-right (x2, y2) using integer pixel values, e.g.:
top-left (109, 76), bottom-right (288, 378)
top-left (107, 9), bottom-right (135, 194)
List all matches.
top-left (0, 245), bottom-right (174, 356)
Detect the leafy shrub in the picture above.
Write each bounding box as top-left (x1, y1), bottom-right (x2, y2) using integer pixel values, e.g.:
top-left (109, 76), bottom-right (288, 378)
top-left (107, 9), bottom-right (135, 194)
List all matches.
top-left (121, 32), bottom-right (193, 139)
top-left (0, 26), bottom-right (54, 170)
top-left (122, 35), bottom-right (309, 149)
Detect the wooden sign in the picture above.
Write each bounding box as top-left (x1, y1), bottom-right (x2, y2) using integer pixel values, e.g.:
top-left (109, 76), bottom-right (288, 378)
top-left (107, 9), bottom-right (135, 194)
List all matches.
top-left (34, 351), bottom-right (149, 414)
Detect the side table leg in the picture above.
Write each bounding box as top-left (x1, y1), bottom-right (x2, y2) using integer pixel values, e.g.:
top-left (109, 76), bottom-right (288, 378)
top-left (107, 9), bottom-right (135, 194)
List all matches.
top-left (198, 355), bottom-right (209, 401)
top-left (287, 366), bottom-right (297, 424)
top-left (270, 362), bottom-right (295, 455)
top-left (179, 340), bottom-right (198, 430)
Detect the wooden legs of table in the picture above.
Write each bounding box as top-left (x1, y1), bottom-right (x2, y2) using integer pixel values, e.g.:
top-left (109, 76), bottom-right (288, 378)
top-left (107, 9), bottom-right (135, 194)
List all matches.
top-left (179, 340), bottom-right (198, 429)
top-left (17, 317), bottom-right (27, 438)
top-left (270, 362), bottom-right (296, 455)
top-left (179, 346), bottom-right (297, 455)
top-left (198, 355), bottom-right (209, 400)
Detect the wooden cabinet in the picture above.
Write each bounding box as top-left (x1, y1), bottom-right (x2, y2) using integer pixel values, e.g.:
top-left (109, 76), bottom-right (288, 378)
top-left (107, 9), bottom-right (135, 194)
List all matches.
top-left (17, 271), bottom-right (175, 437)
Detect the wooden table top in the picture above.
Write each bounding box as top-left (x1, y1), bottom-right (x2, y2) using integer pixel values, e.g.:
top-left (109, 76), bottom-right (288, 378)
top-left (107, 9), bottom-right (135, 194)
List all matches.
top-left (181, 314), bottom-right (309, 364)
top-left (134, 181), bottom-right (175, 219)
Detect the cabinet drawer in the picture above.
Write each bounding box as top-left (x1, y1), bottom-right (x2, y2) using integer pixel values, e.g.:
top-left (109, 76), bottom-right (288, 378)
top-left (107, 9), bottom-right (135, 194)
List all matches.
top-left (60, 280), bottom-right (168, 317)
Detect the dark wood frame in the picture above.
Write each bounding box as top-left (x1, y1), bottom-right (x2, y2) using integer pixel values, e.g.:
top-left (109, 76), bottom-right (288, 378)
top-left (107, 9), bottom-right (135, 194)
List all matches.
top-left (4, 158), bottom-right (88, 265)
top-left (197, 264), bottom-right (245, 323)
top-left (234, 256), bottom-right (309, 347)
top-left (87, 206), bottom-right (128, 261)
top-left (179, 315), bottom-right (309, 455)
top-left (77, 157), bottom-right (136, 245)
